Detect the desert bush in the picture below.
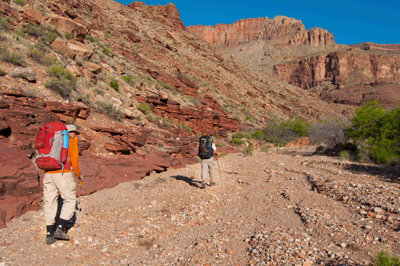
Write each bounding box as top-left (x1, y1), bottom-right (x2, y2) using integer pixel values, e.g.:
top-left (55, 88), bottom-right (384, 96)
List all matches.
top-left (0, 46), bottom-right (25, 66)
top-left (243, 140), bottom-right (253, 156)
top-left (232, 131), bottom-right (251, 140)
top-left (345, 100), bottom-right (400, 164)
top-left (100, 44), bottom-right (111, 56)
top-left (93, 87), bottom-right (104, 96)
top-left (261, 145), bottom-right (269, 153)
top-left (251, 130), bottom-right (264, 140)
top-left (262, 118), bottom-right (310, 146)
top-left (339, 150), bottom-right (349, 160)
top-left (28, 47), bottom-right (56, 66)
top-left (138, 102), bottom-right (151, 115)
top-left (85, 34), bottom-right (98, 43)
top-left (81, 94), bottom-right (91, 106)
top-left (230, 138), bottom-right (245, 145)
top-left (96, 101), bottom-right (124, 121)
top-left (136, 115), bottom-right (142, 121)
top-left (45, 64), bottom-right (76, 98)
top-left (0, 17), bottom-right (10, 31)
top-left (19, 23), bottom-right (59, 45)
top-left (372, 251), bottom-right (400, 266)
top-left (307, 117), bottom-right (350, 145)
top-left (110, 80), bottom-right (119, 91)
top-left (15, 0), bottom-right (24, 6)
top-left (122, 75), bottom-right (135, 86)
top-left (64, 31), bottom-right (73, 40)
top-left (164, 83), bottom-right (174, 91)
top-left (178, 123), bottom-right (191, 134)
top-left (219, 151), bottom-right (227, 157)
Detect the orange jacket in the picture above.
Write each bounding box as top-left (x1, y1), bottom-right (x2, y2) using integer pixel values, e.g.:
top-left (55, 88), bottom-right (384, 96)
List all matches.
top-left (46, 137), bottom-right (81, 177)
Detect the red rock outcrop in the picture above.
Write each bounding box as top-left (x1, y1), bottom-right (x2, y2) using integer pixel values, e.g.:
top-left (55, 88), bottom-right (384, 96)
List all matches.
top-left (127, 2), bottom-right (185, 31)
top-left (273, 51), bottom-right (400, 89)
top-left (189, 16), bottom-right (334, 48)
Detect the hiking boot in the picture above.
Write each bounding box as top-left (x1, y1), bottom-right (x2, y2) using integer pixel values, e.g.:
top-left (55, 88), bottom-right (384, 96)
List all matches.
top-left (46, 236), bottom-right (56, 245)
top-left (210, 182), bottom-right (216, 186)
top-left (46, 224), bottom-right (57, 245)
top-left (54, 228), bottom-right (70, 241)
top-left (201, 183), bottom-right (206, 189)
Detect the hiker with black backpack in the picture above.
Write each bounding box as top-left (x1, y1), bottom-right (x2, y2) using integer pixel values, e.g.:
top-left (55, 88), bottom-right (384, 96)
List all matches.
top-left (198, 135), bottom-right (218, 189)
top-left (35, 123), bottom-right (83, 245)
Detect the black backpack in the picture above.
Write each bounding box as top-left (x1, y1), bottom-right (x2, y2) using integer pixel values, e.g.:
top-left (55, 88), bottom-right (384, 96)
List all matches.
top-left (198, 135), bottom-right (214, 159)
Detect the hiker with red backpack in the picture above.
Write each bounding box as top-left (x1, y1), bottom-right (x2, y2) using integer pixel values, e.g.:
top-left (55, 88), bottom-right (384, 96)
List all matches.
top-left (35, 122), bottom-right (83, 245)
top-left (198, 135), bottom-right (218, 189)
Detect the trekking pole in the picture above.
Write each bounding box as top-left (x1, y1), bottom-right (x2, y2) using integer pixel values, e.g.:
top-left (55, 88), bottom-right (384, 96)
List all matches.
top-left (76, 175), bottom-right (82, 243)
top-left (216, 159), bottom-right (223, 187)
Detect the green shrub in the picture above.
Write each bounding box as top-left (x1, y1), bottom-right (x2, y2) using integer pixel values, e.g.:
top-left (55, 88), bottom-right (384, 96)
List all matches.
top-left (138, 102), bottom-right (151, 115)
top-left (96, 101), bottom-right (124, 121)
top-left (261, 145), bottom-right (269, 153)
top-left (345, 100), bottom-right (400, 164)
top-left (178, 123), bottom-right (191, 134)
top-left (19, 23), bottom-right (59, 45)
top-left (262, 118), bottom-right (309, 146)
top-left (0, 46), bottom-right (25, 66)
top-left (64, 31), bottom-right (73, 40)
top-left (339, 150), bottom-right (349, 160)
top-left (82, 94), bottom-right (91, 106)
top-left (45, 64), bottom-right (77, 98)
top-left (15, 0), bottom-right (24, 6)
top-left (230, 138), bottom-right (244, 145)
top-left (93, 88), bottom-right (104, 96)
top-left (0, 69), bottom-right (6, 76)
top-left (164, 83), bottom-right (174, 91)
top-left (136, 115), bottom-right (142, 121)
top-left (0, 17), bottom-right (10, 31)
top-left (373, 251), bottom-right (400, 266)
top-left (251, 130), bottom-right (264, 140)
top-left (232, 131), bottom-right (251, 139)
top-left (110, 80), bottom-right (119, 91)
top-left (100, 44), bottom-right (111, 56)
top-left (243, 141), bottom-right (253, 156)
top-left (219, 151), bottom-right (227, 157)
top-left (122, 75), bottom-right (135, 86)
top-left (28, 47), bottom-right (56, 66)
top-left (215, 142), bottom-right (225, 147)
top-left (104, 31), bottom-right (110, 39)
top-left (85, 34), bottom-right (98, 43)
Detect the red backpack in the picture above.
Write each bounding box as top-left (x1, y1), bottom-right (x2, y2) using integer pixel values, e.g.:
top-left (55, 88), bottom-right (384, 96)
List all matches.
top-left (35, 122), bottom-right (69, 171)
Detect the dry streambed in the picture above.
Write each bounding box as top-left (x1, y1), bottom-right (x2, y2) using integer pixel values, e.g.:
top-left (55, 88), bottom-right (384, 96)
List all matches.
top-left (1, 146), bottom-right (400, 266)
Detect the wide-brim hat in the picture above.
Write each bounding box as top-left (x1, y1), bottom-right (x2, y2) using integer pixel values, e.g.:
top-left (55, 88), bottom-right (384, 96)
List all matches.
top-left (66, 124), bottom-right (79, 133)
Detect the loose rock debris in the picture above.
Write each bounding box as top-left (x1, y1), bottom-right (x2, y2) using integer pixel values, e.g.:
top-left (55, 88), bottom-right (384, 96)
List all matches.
top-left (1, 145), bottom-right (400, 265)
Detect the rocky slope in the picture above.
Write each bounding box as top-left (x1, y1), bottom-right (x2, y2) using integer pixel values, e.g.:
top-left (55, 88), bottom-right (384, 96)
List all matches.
top-left (1, 146), bottom-right (400, 265)
top-left (0, 0), bottom-right (351, 226)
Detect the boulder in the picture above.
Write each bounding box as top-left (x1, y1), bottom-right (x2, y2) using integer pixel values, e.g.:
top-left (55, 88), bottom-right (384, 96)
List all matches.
top-left (50, 38), bottom-right (75, 59)
top-left (84, 62), bottom-right (102, 74)
top-left (10, 67), bottom-right (36, 82)
top-left (22, 8), bottom-right (43, 24)
top-left (47, 16), bottom-right (89, 41)
top-left (66, 40), bottom-right (93, 60)
top-left (66, 63), bottom-right (81, 77)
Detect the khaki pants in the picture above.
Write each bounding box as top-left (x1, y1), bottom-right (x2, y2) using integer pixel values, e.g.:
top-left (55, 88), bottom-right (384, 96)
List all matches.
top-left (43, 172), bottom-right (76, 226)
top-left (201, 157), bottom-right (215, 184)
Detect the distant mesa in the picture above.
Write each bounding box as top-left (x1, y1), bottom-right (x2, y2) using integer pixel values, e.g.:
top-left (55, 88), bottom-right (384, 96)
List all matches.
top-left (188, 16), bottom-right (335, 48)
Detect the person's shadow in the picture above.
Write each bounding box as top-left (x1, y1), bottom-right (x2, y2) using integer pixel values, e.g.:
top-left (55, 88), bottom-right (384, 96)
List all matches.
top-left (171, 175), bottom-right (202, 188)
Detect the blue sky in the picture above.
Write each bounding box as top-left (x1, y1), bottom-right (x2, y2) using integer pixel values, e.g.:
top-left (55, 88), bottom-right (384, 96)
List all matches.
top-left (116, 0), bottom-right (399, 45)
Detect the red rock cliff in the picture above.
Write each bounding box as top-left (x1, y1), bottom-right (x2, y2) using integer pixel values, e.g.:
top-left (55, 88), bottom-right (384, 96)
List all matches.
top-left (273, 51), bottom-right (400, 89)
top-left (189, 16), bottom-right (334, 48)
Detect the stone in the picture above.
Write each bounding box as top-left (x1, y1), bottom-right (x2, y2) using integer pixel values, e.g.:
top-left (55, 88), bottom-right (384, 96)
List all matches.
top-left (22, 8), bottom-right (42, 24)
top-left (66, 40), bottom-right (93, 60)
top-left (50, 38), bottom-right (75, 59)
top-left (47, 15), bottom-right (90, 41)
top-left (84, 62), bottom-right (102, 74)
top-left (10, 67), bottom-right (36, 82)
top-left (373, 207), bottom-right (383, 213)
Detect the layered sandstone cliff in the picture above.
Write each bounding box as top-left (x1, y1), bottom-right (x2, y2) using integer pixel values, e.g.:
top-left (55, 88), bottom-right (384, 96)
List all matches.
top-left (273, 51), bottom-right (400, 89)
top-left (189, 16), bottom-right (335, 48)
